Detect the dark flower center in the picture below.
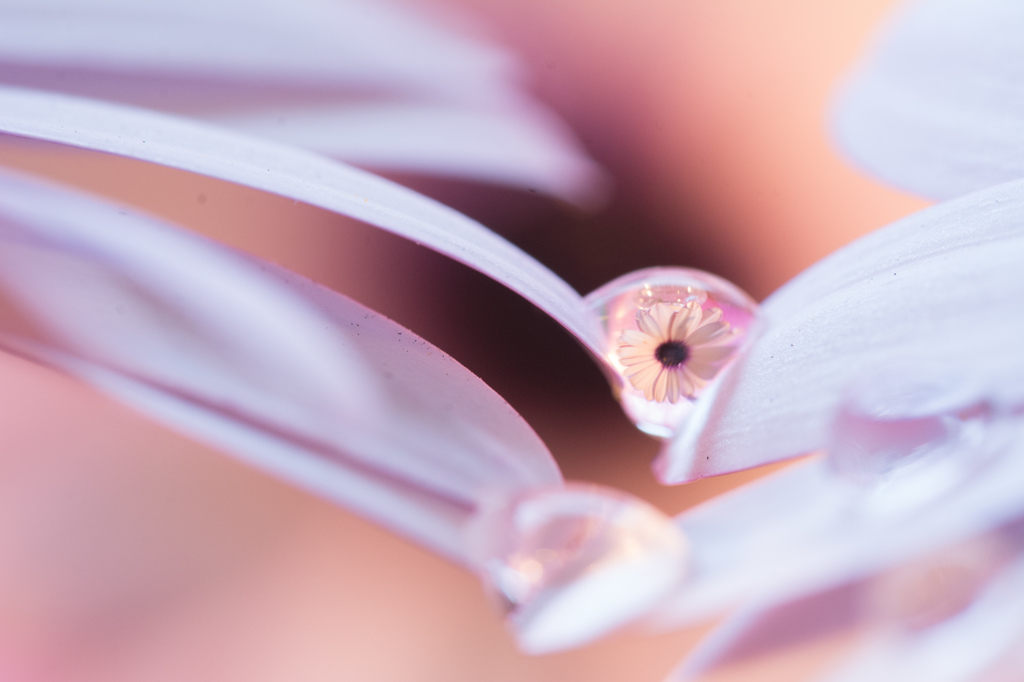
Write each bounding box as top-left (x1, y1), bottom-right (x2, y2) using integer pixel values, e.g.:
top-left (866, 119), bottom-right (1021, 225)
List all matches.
top-left (655, 340), bottom-right (689, 367)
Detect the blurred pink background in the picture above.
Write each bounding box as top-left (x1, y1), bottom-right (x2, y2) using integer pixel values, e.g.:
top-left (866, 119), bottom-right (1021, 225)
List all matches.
top-left (0, 1), bottom-right (929, 680)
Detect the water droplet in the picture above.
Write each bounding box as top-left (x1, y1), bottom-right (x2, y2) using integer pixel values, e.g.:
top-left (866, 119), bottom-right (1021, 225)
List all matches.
top-left (467, 482), bottom-right (688, 653)
top-left (584, 267), bottom-right (758, 438)
top-left (827, 369), bottom-right (1009, 518)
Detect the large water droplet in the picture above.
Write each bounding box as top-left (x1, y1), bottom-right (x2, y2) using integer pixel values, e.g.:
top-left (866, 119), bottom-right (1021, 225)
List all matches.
top-left (584, 267), bottom-right (758, 438)
top-left (467, 482), bottom-right (688, 653)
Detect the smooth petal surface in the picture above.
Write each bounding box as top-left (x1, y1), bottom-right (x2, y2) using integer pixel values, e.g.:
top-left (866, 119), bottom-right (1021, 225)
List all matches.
top-left (667, 544), bottom-right (1024, 681)
top-left (209, 102), bottom-right (605, 206)
top-left (816, 556), bottom-right (1024, 682)
top-left (661, 177), bottom-right (1024, 483)
top-left (655, 376), bottom-right (1024, 626)
top-left (0, 0), bottom-right (605, 201)
top-left (0, 86), bottom-right (604, 356)
top-left (653, 420), bottom-right (1024, 629)
top-left (833, 0), bottom-right (1024, 200)
top-left (0, 169), bottom-right (562, 565)
top-left (666, 584), bottom-right (864, 681)
top-left (0, 0), bottom-right (511, 98)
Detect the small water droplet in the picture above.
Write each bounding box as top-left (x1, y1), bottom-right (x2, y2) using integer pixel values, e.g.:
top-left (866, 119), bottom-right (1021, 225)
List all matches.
top-left (584, 267), bottom-right (758, 438)
top-left (467, 483), bottom-right (688, 653)
top-left (827, 369), bottom-right (1008, 518)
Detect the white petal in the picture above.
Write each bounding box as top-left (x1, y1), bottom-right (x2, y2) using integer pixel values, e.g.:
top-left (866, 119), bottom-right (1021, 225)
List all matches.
top-left (0, 0), bottom-right (604, 202)
top-left (697, 307), bottom-right (723, 326)
top-left (628, 363), bottom-right (663, 401)
top-left (664, 584), bottom-right (864, 681)
top-left (620, 353), bottom-right (657, 367)
top-left (0, 170), bottom-right (562, 565)
top-left (637, 307), bottom-right (667, 338)
top-left (816, 557), bottom-right (1024, 682)
top-left (665, 370), bottom-right (682, 403)
top-left (684, 359), bottom-right (722, 382)
top-left (661, 178), bottom-right (1024, 483)
top-left (669, 305), bottom-right (702, 341)
top-left (686, 344), bottom-right (734, 366)
top-left (652, 369), bottom-right (671, 402)
top-left (0, 86), bottom-right (605, 356)
top-left (685, 320), bottom-right (732, 347)
top-left (0, 0), bottom-right (513, 99)
top-left (210, 102), bottom-right (607, 207)
top-left (667, 552), bottom-right (1024, 681)
top-left (620, 329), bottom-right (655, 347)
top-left (652, 419), bottom-right (1024, 629)
top-left (833, 0), bottom-right (1024, 199)
top-left (679, 370), bottom-right (699, 398)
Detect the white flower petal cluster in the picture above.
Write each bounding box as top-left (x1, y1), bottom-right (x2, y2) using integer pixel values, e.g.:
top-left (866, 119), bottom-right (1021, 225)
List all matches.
top-left (0, 0), bottom-right (1022, 680)
top-left (658, 0), bottom-right (1024, 678)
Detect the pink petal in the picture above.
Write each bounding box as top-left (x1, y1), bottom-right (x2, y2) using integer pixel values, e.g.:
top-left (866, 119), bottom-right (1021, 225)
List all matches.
top-left (833, 0), bottom-right (1024, 199)
top-left (660, 178), bottom-right (1024, 483)
top-left (0, 86), bottom-right (605, 356)
top-left (0, 169), bottom-right (562, 565)
top-left (0, 0), bottom-right (604, 202)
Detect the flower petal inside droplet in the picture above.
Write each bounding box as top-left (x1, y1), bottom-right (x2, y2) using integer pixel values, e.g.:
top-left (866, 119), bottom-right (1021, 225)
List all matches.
top-left (617, 302), bottom-right (738, 403)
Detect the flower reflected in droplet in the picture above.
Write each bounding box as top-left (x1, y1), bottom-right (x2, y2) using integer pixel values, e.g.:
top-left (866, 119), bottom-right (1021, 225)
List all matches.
top-left (617, 302), bottom-right (737, 403)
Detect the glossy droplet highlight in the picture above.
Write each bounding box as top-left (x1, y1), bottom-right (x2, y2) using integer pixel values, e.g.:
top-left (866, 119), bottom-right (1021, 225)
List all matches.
top-left (584, 267), bottom-right (758, 438)
top-left (467, 482), bottom-right (688, 654)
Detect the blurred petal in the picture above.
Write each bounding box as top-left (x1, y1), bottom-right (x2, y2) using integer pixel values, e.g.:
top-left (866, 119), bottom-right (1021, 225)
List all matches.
top-left (0, 0), bottom-right (509, 98)
top-left (660, 178), bottom-right (1024, 482)
top-left (833, 0), bottom-right (1024, 199)
top-left (667, 539), bottom-right (1024, 681)
top-left (665, 583), bottom-right (864, 681)
top-left (0, 0), bottom-right (605, 201)
top-left (816, 555), bottom-right (1024, 682)
top-left (211, 102), bottom-right (607, 207)
top-left (0, 86), bottom-right (605, 355)
top-left (0, 169), bottom-right (562, 565)
top-left (653, 415), bottom-right (1024, 628)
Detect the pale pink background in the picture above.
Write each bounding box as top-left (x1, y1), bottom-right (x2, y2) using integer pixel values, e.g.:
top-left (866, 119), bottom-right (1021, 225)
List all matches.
top-left (0, 1), bottom-right (928, 680)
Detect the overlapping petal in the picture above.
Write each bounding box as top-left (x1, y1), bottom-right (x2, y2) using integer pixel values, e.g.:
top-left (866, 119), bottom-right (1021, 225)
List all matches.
top-left (656, 423), bottom-right (1024, 627)
top-left (6, 0), bottom-right (1023, 675)
top-left (0, 86), bottom-right (605, 356)
top-left (833, 0), bottom-right (1024, 201)
top-left (660, 177), bottom-right (1024, 483)
top-left (667, 538), bottom-right (1024, 682)
top-left (0, 168), bottom-right (562, 565)
top-left (649, 367), bottom-right (1024, 676)
top-left (815, 555), bottom-right (1024, 682)
top-left (0, 0), bottom-right (606, 202)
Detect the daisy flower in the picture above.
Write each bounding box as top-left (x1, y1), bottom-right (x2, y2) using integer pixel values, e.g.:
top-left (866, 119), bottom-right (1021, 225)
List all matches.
top-left (617, 302), bottom-right (737, 403)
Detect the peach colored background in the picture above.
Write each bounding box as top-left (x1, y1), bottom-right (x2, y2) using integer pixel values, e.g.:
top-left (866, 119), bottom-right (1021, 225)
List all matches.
top-left (0, 1), bottom-right (928, 680)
